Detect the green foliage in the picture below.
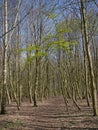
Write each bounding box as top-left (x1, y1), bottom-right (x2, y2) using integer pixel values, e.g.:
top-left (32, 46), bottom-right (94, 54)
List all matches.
top-left (17, 18), bottom-right (78, 66)
top-left (35, 51), bottom-right (47, 57)
top-left (25, 51), bottom-right (47, 66)
top-left (56, 21), bottom-right (71, 34)
top-left (57, 28), bottom-right (71, 34)
top-left (58, 20), bottom-right (71, 29)
top-left (49, 40), bottom-right (77, 51)
top-left (56, 19), bottom-right (81, 35)
top-left (41, 28), bottom-right (78, 58)
top-left (42, 33), bottom-right (53, 42)
top-left (19, 45), bottom-right (40, 52)
top-left (17, 44), bottom-right (48, 67)
top-left (18, 44), bottom-right (47, 59)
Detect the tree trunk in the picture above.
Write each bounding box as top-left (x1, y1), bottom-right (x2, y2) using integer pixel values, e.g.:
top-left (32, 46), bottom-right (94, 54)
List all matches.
top-left (33, 58), bottom-right (38, 107)
top-left (81, 0), bottom-right (98, 116)
top-left (1, 0), bottom-right (8, 114)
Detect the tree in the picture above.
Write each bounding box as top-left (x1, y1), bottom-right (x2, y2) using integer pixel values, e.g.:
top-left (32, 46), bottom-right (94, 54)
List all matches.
top-left (1, 0), bottom-right (8, 114)
top-left (80, 0), bottom-right (98, 116)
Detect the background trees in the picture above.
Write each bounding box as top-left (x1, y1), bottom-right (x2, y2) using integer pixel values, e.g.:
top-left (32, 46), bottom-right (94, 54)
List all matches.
top-left (0, 0), bottom-right (98, 116)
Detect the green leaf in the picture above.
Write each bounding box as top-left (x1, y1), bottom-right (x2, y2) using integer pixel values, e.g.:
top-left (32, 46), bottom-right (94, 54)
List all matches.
top-left (25, 51), bottom-right (47, 65)
top-left (18, 45), bottom-right (40, 53)
top-left (42, 34), bottom-right (53, 42)
top-left (34, 52), bottom-right (48, 58)
top-left (57, 28), bottom-right (71, 34)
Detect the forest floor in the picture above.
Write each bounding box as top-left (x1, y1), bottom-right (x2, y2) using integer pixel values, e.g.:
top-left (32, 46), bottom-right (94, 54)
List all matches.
top-left (0, 96), bottom-right (98, 130)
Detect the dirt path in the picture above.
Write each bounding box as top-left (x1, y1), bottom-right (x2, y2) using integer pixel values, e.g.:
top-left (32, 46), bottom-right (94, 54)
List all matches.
top-left (0, 96), bottom-right (98, 130)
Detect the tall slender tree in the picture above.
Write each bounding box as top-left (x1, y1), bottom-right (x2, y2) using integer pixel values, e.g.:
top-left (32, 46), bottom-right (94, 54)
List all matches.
top-left (81, 0), bottom-right (98, 116)
top-left (1, 0), bottom-right (8, 114)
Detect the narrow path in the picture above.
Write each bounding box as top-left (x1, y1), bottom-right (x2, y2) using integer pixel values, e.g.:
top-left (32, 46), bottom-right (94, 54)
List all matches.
top-left (0, 96), bottom-right (98, 130)
top-left (19, 97), bottom-right (67, 130)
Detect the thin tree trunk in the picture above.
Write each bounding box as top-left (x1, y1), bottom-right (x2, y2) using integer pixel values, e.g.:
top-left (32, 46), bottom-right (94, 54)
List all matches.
top-left (33, 58), bottom-right (38, 107)
top-left (81, 0), bottom-right (98, 116)
top-left (1, 0), bottom-right (8, 114)
top-left (82, 28), bottom-right (90, 106)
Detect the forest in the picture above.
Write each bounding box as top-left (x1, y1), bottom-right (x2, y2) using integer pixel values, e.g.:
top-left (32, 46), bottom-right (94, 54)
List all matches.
top-left (0, 0), bottom-right (98, 129)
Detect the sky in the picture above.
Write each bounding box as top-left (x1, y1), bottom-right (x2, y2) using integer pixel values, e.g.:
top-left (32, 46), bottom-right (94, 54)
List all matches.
top-left (0, 0), bottom-right (98, 41)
